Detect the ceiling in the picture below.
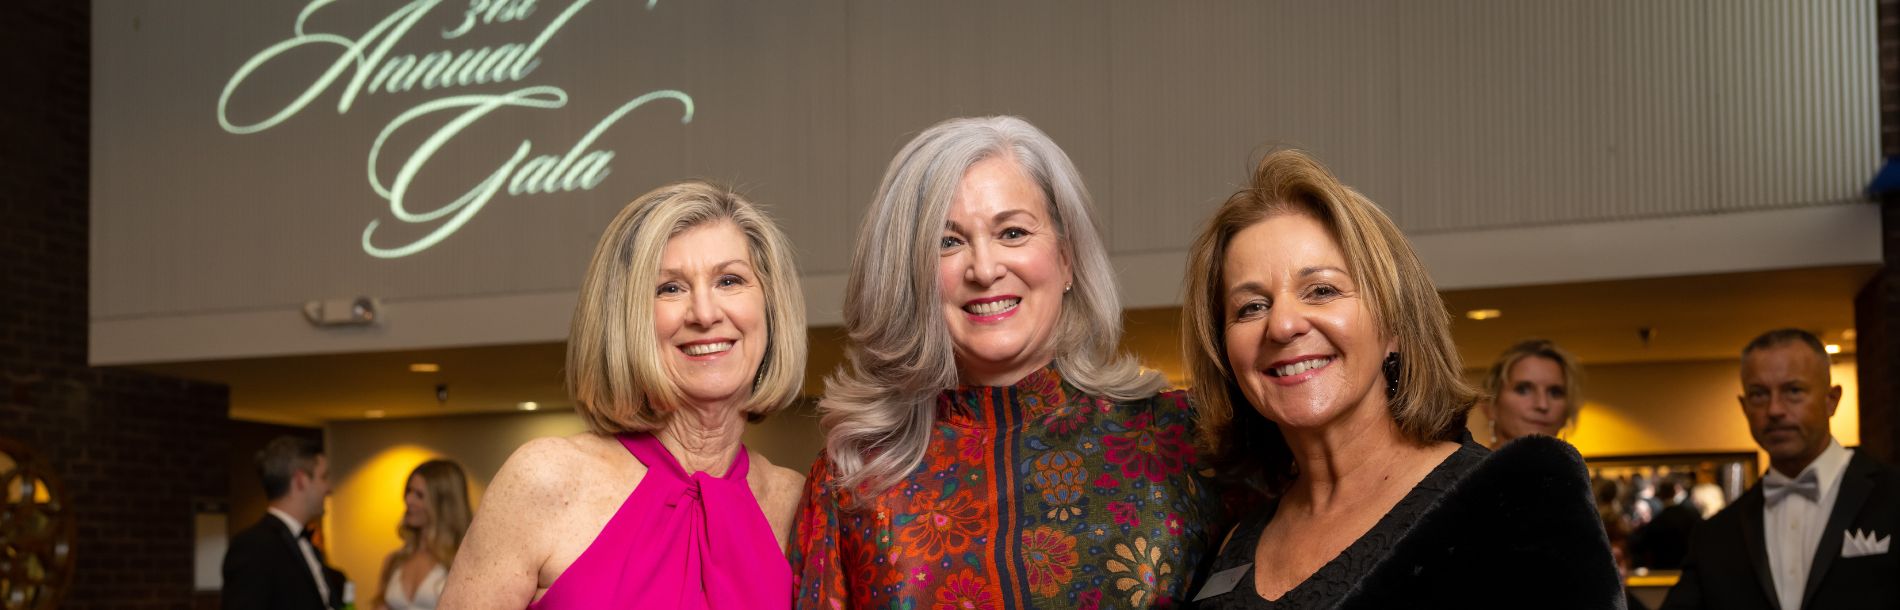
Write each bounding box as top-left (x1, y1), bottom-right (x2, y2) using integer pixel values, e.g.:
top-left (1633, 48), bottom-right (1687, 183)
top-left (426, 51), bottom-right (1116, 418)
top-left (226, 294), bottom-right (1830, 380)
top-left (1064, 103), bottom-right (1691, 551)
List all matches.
top-left (1438, 265), bottom-right (1870, 366)
top-left (131, 265), bottom-right (1875, 426)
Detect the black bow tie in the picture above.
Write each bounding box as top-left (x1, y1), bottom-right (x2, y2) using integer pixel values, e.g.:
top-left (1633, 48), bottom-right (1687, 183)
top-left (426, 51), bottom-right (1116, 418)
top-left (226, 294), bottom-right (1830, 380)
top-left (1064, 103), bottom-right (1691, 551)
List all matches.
top-left (298, 526), bottom-right (315, 542)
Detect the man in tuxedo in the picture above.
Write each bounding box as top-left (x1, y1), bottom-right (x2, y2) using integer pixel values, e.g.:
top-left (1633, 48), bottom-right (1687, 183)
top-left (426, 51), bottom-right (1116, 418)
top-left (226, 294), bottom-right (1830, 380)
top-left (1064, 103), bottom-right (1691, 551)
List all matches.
top-left (222, 436), bottom-right (345, 610)
top-left (1664, 328), bottom-right (1900, 609)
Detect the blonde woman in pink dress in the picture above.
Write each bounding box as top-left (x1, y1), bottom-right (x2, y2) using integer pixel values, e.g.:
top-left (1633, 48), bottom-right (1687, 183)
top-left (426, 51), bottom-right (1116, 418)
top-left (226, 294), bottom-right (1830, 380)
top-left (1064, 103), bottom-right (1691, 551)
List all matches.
top-left (439, 181), bottom-right (809, 609)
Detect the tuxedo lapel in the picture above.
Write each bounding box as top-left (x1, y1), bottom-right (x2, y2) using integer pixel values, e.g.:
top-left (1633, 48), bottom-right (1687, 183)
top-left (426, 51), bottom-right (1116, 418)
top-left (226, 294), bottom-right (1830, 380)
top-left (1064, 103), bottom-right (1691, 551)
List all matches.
top-left (311, 543), bottom-right (337, 608)
top-left (1801, 452), bottom-right (1878, 609)
top-left (1738, 488), bottom-right (1782, 610)
top-left (264, 516), bottom-right (328, 607)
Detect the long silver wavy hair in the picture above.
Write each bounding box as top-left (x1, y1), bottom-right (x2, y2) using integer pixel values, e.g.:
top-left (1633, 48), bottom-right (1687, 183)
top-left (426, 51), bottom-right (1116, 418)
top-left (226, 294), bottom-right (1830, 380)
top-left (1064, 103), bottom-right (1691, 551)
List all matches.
top-left (821, 116), bottom-right (1163, 498)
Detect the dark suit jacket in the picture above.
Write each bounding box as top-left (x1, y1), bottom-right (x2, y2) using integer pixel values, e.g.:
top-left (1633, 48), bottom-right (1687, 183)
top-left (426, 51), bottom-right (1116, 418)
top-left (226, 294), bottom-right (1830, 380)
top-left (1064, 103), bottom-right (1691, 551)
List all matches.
top-left (221, 515), bottom-right (345, 610)
top-left (1632, 502), bottom-right (1703, 570)
top-left (1662, 451), bottom-right (1900, 610)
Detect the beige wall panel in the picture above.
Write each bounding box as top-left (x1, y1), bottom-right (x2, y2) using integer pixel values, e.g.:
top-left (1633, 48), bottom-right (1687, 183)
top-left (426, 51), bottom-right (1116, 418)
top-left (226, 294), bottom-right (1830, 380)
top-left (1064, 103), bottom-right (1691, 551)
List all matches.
top-left (93, 1), bottom-right (1880, 362)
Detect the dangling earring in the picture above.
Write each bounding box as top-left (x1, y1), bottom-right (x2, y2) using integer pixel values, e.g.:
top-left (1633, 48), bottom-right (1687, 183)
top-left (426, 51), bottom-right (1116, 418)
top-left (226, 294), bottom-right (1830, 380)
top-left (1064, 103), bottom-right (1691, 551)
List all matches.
top-left (1382, 351), bottom-right (1401, 399)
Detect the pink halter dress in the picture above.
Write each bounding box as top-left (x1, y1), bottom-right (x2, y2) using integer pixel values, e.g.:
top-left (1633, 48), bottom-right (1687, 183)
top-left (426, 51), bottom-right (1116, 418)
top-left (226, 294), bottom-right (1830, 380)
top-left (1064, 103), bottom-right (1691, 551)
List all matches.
top-left (529, 433), bottom-right (791, 609)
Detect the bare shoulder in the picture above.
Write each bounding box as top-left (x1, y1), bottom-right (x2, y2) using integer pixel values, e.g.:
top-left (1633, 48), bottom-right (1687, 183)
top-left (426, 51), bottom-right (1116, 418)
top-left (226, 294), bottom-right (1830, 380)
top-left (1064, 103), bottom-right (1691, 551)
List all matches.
top-left (747, 450), bottom-right (808, 517)
top-left (490, 434), bottom-right (643, 507)
top-left (745, 450), bottom-right (806, 552)
top-left (524, 432), bottom-right (627, 464)
top-left (499, 436), bottom-right (589, 489)
top-left (446, 432), bottom-right (643, 605)
top-left (552, 432), bottom-right (644, 468)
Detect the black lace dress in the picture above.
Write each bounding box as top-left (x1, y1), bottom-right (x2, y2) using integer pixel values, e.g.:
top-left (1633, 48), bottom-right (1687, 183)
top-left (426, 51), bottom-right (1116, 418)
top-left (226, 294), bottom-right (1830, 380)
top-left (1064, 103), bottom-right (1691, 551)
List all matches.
top-left (1192, 438), bottom-right (1488, 609)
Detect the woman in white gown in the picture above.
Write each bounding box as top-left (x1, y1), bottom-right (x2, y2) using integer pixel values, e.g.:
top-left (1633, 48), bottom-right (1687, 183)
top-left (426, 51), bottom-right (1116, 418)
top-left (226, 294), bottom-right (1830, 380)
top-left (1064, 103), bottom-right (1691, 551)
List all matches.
top-left (373, 460), bottom-right (472, 610)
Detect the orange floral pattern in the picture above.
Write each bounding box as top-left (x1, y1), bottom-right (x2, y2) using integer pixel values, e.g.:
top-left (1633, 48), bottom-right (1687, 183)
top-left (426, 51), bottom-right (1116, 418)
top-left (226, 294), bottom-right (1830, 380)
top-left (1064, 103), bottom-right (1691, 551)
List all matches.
top-left (936, 571), bottom-right (998, 610)
top-left (898, 489), bottom-right (987, 557)
top-left (1021, 527), bottom-right (1078, 597)
top-left (790, 366), bottom-right (1221, 609)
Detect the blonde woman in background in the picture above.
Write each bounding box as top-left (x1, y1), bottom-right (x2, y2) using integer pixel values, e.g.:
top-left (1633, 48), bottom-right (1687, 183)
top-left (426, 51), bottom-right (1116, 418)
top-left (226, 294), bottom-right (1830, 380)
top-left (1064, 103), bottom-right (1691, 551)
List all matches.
top-left (374, 460), bottom-right (472, 610)
top-left (1479, 338), bottom-right (1583, 447)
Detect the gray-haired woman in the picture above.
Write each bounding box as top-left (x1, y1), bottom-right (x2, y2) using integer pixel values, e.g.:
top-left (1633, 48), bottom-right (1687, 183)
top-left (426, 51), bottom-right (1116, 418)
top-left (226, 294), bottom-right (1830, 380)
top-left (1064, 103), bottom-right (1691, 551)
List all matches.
top-left (789, 116), bottom-right (1222, 609)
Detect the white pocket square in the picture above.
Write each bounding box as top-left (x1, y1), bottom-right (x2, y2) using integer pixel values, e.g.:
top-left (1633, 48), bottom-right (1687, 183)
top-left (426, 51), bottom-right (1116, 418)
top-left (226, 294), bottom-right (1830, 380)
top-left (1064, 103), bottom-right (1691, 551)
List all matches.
top-left (1842, 529), bottom-right (1891, 558)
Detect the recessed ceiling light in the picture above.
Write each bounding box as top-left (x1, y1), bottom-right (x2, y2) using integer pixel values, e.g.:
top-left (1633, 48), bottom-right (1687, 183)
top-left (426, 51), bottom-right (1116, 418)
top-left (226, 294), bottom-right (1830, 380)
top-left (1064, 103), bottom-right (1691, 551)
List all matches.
top-left (1465, 309), bottom-right (1502, 321)
top-left (1825, 344), bottom-right (1842, 354)
top-left (1842, 329), bottom-right (1858, 341)
top-left (518, 401), bottom-right (539, 411)
top-left (409, 363), bottom-right (440, 373)
top-left (365, 409), bottom-right (386, 418)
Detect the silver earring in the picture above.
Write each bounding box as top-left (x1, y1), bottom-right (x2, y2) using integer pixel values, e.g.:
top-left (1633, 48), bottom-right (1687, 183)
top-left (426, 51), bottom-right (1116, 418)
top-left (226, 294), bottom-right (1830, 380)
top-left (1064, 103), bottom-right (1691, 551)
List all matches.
top-left (1063, 283), bottom-right (1072, 293)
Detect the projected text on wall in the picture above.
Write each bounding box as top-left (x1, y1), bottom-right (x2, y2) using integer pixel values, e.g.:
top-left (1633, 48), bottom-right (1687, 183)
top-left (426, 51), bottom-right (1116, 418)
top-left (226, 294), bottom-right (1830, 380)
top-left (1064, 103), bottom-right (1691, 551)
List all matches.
top-left (218, 0), bottom-right (691, 258)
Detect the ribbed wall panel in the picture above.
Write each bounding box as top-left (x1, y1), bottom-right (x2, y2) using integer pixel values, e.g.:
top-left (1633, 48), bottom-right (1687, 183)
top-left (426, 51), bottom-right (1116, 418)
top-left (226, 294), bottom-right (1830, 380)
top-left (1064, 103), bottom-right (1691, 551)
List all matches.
top-left (92, 1), bottom-right (1879, 318)
top-left (1382, 0), bottom-right (1878, 234)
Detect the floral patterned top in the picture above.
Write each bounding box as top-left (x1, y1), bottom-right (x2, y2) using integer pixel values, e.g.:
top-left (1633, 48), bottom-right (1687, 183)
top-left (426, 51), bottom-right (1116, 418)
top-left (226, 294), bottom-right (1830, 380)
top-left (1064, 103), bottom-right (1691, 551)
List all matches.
top-left (790, 365), bottom-right (1223, 610)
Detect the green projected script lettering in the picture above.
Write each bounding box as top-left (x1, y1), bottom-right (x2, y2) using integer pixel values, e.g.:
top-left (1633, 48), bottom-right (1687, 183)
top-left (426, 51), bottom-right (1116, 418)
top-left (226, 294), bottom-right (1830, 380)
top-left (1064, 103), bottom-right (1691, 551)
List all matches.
top-left (218, 0), bottom-right (692, 259)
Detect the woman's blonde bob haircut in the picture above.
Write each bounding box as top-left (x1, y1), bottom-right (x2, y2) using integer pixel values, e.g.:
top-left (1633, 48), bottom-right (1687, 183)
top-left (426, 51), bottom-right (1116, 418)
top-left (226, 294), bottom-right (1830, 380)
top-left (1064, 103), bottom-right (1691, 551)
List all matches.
top-left (822, 116), bottom-right (1163, 497)
top-left (567, 180), bottom-right (807, 434)
top-left (1481, 338), bottom-right (1584, 431)
top-left (1181, 149), bottom-right (1477, 492)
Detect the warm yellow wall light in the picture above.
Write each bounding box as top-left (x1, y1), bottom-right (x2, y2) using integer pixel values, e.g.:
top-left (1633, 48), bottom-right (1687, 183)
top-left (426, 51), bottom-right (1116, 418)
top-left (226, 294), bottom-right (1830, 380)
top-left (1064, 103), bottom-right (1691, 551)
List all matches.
top-left (328, 444), bottom-right (443, 600)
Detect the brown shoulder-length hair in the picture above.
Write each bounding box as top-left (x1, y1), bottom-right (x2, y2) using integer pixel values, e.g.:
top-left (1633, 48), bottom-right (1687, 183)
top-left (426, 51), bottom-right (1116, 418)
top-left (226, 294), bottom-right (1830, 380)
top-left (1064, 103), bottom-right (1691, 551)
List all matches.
top-left (1181, 149), bottom-right (1478, 494)
top-left (567, 180), bottom-right (808, 433)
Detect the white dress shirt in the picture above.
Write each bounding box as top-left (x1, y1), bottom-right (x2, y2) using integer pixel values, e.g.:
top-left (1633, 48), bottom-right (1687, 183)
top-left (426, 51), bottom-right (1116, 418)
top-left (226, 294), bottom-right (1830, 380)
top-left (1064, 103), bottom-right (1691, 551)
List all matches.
top-left (268, 507), bottom-right (331, 604)
top-left (1762, 439), bottom-right (1851, 610)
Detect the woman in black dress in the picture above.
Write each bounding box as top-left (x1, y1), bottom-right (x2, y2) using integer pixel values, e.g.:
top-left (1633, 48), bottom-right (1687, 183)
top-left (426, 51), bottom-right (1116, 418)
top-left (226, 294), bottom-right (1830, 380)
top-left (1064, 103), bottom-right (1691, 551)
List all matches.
top-left (1179, 150), bottom-right (1624, 609)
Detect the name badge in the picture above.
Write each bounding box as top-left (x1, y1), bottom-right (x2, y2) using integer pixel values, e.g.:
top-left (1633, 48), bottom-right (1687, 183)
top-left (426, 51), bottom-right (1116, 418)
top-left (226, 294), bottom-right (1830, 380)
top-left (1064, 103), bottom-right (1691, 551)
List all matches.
top-left (1193, 563), bottom-right (1253, 601)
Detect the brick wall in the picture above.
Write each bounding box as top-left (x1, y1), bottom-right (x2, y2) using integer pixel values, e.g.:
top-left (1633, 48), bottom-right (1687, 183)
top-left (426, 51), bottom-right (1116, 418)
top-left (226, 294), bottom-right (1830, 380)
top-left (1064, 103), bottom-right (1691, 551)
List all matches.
top-left (0, 1), bottom-right (233, 608)
top-left (1861, 0), bottom-right (1900, 465)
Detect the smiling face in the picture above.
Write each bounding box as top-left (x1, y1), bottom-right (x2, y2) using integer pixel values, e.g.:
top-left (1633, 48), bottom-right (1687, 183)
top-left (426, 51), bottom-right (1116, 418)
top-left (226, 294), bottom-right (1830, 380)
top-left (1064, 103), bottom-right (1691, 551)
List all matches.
top-left (936, 156), bottom-right (1072, 385)
top-left (652, 220), bottom-right (769, 408)
top-left (1740, 342), bottom-right (1841, 475)
top-left (1489, 356), bottom-right (1571, 442)
top-left (1220, 213), bottom-right (1393, 431)
top-left (400, 473), bottom-right (431, 530)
